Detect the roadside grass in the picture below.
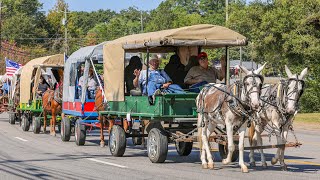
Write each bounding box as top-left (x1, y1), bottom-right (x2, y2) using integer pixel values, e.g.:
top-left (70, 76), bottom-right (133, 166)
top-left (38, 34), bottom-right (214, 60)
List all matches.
top-left (295, 113), bottom-right (320, 123)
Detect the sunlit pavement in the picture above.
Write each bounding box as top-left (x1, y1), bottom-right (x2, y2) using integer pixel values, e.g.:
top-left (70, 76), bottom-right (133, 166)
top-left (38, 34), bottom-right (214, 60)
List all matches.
top-left (0, 113), bottom-right (319, 180)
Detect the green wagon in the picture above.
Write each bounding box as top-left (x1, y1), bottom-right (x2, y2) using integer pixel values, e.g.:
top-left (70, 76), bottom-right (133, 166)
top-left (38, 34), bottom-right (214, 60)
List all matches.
top-left (99, 24), bottom-right (247, 163)
top-left (16, 54), bottom-right (65, 133)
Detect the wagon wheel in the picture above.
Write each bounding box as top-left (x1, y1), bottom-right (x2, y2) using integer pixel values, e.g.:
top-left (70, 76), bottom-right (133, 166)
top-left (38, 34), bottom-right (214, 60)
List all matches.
top-left (21, 114), bottom-right (30, 131)
top-left (132, 129), bottom-right (143, 146)
top-left (218, 141), bottom-right (239, 162)
top-left (109, 125), bottom-right (126, 157)
top-left (147, 128), bottom-right (168, 163)
top-left (9, 112), bottom-right (15, 125)
top-left (60, 117), bottom-right (71, 142)
top-left (32, 116), bottom-right (41, 134)
top-left (75, 119), bottom-right (86, 146)
top-left (175, 141), bottom-right (193, 156)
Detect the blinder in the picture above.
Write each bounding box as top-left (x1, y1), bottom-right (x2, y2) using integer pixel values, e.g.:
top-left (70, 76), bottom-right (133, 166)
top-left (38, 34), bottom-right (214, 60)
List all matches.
top-left (242, 73), bottom-right (264, 93)
top-left (284, 77), bottom-right (306, 110)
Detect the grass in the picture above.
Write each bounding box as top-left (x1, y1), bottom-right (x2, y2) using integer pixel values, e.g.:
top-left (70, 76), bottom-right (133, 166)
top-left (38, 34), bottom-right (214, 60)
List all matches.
top-left (295, 113), bottom-right (320, 123)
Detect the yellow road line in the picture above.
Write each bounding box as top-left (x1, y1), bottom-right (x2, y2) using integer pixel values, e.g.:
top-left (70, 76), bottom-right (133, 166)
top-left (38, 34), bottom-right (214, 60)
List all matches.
top-left (285, 159), bottom-right (320, 166)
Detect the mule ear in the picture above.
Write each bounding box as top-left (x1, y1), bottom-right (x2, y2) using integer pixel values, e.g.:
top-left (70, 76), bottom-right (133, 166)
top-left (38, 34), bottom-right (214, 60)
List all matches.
top-left (239, 65), bottom-right (249, 75)
top-left (285, 65), bottom-right (293, 78)
top-left (299, 67), bottom-right (308, 80)
top-left (254, 63), bottom-right (267, 74)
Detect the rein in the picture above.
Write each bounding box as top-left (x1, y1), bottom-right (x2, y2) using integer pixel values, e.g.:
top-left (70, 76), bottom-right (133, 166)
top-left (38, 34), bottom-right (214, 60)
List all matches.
top-left (197, 73), bottom-right (264, 129)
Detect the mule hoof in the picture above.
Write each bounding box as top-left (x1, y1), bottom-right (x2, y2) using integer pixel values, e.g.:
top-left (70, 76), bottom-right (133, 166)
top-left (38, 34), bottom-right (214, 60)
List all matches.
top-left (50, 132), bottom-right (56, 136)
top-left (262, 162), bottom-right (268, 169)
top-left (208, 163), bottom-right (214, 170)
top-left (281, 164), bottom-right (288, 171)
top-left (100, 141), bottom-right (105, 147)
top-left (249, 162), bottom-right (256, 167)
top-left (222, 159), bottom-right (229, 165)
top-left (271, 157), bottom-right (278, 165)
top-left (241, 165), bottom-right (249, 173)
top-left (202, 164), bottom-right (208, 169)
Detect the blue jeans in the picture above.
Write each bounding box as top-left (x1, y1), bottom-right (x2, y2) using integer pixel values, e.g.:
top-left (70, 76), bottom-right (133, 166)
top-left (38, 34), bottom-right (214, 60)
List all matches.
top-left (147, 82), bottom-right (185, 96)
top-left (188, 81), bottom-right (208, 93)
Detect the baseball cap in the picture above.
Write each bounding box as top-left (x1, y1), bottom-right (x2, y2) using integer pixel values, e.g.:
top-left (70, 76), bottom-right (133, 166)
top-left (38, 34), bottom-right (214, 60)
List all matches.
top-left (197, 52), bottom-right (208, 60)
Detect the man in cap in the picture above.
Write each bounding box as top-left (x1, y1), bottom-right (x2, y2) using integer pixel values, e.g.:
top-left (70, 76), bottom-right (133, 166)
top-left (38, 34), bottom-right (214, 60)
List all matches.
top-left (184, 52), bottom-right (226, 93)
top-left (133, 57), bottom-right (184, 105)
top-left (78, 67), bottom-right (97, 99)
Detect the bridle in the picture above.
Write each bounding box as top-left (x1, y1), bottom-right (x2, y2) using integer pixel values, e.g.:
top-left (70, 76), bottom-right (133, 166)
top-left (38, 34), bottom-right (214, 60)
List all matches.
top-left (242, 72), bottom-right (264, 103)
top-left (283, 75), bottom-right (305, 112)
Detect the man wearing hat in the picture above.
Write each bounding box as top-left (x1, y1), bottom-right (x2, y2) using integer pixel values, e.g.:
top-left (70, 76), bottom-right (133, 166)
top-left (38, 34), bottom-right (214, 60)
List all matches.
top-left (133, 57), bottom-right (184, 105)
top-left (184, 52), bottom-right (226, 93)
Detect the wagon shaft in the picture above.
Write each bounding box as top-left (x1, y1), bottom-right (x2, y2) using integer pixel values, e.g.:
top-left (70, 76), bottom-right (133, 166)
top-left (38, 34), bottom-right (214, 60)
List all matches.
top-left (244, 142), bottom-right (302, 150)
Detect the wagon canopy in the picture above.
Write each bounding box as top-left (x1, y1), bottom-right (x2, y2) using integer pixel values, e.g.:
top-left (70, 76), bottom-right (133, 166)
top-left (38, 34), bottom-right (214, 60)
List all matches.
top-left (103, 24), bottom-right (247, 101)
top-left (20, 54), bottom-right (64, 103)
top-left (63, 41), bottom-right (107, 102)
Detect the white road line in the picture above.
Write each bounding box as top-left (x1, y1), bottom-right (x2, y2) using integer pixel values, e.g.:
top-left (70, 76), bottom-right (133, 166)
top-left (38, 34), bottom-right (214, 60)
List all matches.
top-left (87, 158), bottom-right (127, 168)
top-left (14, 137), bottom-right (28, 142)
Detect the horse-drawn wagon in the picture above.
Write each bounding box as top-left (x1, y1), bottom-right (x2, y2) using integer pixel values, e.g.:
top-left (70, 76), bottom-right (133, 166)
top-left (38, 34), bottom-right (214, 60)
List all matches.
top-left (16, 54), bottom-right (64, 134)
top-left (97, 24), bottom-right (253, 163)
top-left (61, 42), bottom-right (107, 145)
top-left (7, 68), bottom-right (23, 124)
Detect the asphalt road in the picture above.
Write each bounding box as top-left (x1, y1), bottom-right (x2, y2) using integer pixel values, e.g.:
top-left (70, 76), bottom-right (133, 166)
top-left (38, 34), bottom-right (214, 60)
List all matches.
top-left (0, 113), bottom-right (319, 180)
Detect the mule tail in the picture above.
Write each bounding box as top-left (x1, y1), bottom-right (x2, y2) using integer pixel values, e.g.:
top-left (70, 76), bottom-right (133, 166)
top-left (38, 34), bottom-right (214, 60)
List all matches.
top-left (248, 121), bottom-right (255, 146)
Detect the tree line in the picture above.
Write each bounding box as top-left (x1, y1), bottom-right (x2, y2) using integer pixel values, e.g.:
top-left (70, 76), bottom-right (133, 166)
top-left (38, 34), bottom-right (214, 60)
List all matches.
top-left (1, 0), bottom-right (319, 112)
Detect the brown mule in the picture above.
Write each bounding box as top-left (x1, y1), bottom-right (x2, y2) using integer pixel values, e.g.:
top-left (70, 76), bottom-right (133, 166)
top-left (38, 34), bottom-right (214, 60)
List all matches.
top-left (42, 84), bottom-right (63, 136)
top-left (95, 89), bottom-right (114, 147)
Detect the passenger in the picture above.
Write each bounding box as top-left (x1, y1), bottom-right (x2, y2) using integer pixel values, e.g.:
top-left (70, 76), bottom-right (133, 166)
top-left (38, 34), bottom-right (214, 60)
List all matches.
top-left (2, 79), bottom-right (11, 95)
top-left (125, 56), bottom-right (142, 95)
top-left (184, 52), bottom-right (226, 93)
top-left (78, 67), bottom-right (97, 99)
top-left (164, 54), bottom-right (187, 89)
top-left (36, 76), bottom-right (50, 97)
top-left (133, 58), bottom-right (185, 105)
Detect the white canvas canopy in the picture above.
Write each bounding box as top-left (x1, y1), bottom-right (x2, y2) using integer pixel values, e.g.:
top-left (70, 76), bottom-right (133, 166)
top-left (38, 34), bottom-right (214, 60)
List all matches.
top-left (20, 54), bottom-right (64, 103)
top-left (103, 24), bottom-right (247, 101)
top-left (63, 41), bottom-right (107, 103)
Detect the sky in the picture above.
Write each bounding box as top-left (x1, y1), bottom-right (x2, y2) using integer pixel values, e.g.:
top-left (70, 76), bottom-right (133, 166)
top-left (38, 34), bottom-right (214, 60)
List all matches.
top-left (39, 0), bottom-right (165, 12)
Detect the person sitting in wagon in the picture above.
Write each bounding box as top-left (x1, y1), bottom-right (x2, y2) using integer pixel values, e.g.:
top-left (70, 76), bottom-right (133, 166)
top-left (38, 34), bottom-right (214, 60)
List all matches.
top-left (133, 57), bottom-right (185, 105)
top-left (78, 67), bottom-right (97, 99)
top-left (184, 52), bottom-right (226, 93)
top-left (36, 76), bottom-right (50, 98)
top-left (125, 56), bottom-right (142, 95)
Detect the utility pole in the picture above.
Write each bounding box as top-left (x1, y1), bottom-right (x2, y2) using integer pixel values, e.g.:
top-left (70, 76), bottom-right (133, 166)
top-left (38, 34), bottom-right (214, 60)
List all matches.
top-left (140, 10), bottom-right (143, 33)
top-left (63, 6), bottom-right (68, 55)
top-left (0, 1), bottom-right (3, 61)
top-left (225, 0), bottom-right (230, 85)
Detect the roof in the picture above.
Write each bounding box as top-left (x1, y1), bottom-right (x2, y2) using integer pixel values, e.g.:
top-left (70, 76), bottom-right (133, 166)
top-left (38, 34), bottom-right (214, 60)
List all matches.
top-left (103, 24), bottom-right (247, 101)
top-left (20, 54), bottom-right (64, 103)
top-left (67, 41), bottom-right (107, 64)
top-left (62, 42), bottom-right (108, 102)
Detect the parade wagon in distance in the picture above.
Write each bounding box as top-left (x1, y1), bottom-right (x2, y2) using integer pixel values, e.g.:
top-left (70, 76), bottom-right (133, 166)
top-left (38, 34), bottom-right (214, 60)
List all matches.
top-left (16, 54), bottom-right (65, 133)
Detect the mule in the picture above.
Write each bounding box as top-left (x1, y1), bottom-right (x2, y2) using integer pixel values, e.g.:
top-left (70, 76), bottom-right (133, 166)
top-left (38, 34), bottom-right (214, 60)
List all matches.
top-left (42, 81), bottom-right (63, 136)
top-left (196, 64), bottom-right (266, 173)
top-left (248, 65), bottom-right (307, 170)
top-left (95, 89), bottom-right (115, 147)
